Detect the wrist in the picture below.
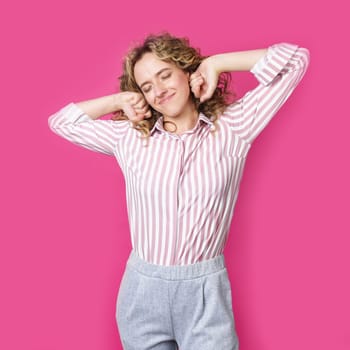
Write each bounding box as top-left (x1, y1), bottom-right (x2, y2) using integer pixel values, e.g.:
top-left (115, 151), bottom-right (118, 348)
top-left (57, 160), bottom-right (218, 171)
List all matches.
top-left (197, 55), bottom-right (223, 75)
top-left (208, 54), bottom-right (228, 74)
top-left (213, 49), bottom-right (269, 72)
top-left (113, 93), bottom-right (123, 111)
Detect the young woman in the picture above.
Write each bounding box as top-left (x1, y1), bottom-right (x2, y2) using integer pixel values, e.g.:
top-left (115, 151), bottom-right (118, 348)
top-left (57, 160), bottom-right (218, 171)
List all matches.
top-left (48, 32), bottom-right (310, 350)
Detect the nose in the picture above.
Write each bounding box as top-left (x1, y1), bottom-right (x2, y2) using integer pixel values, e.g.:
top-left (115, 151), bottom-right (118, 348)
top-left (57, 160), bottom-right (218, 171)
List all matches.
top-left (154, 82), bottom-right (167, 98)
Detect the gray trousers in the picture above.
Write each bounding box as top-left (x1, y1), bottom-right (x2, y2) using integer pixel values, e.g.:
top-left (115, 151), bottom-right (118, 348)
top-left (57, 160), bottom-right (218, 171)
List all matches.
top-left (116, 250), bottom-right (239, 350)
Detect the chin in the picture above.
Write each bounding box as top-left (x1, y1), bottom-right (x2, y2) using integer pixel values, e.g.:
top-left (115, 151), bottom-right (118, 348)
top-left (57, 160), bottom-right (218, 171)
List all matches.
top-left (162, 103), bottom-right (187, 119)
top-left (156, 96), bottom-right (192, 119)
top-left (163, 110), bottom-right (183, 119)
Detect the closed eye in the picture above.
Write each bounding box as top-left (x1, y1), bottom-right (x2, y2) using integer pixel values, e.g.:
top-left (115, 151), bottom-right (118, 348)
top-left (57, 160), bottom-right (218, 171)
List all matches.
top-left (142, 73), bottom-right (171, 93)
top-left (143, 86), bottom-right (151, 93)
top-left (161, 73), bottom-right (171, 80)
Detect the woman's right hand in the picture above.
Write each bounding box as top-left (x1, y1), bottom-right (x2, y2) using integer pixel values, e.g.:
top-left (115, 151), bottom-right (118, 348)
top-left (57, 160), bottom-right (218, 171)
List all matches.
top-left (113, 92), bottom-right (152, 122)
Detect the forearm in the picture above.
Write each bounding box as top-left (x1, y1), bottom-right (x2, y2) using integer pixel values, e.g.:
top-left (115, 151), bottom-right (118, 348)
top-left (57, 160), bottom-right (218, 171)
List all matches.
top-left (75, 94), bottom-right (119, 120)
top-left (210, 48), bottom-right (268, 73)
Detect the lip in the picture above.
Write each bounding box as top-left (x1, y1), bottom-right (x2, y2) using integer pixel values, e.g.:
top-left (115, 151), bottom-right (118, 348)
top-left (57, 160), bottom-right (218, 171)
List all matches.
top-left (158, 93), bottom-right (175, 105)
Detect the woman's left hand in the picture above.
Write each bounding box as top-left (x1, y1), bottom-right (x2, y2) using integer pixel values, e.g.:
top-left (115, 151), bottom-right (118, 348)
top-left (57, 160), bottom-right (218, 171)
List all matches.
top-left (190, 57), bottom-right (219, 103)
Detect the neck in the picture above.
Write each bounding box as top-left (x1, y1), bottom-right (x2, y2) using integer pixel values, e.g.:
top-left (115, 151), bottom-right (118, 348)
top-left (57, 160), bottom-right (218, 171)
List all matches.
top-left (163, 102), bottom-right (199, 134)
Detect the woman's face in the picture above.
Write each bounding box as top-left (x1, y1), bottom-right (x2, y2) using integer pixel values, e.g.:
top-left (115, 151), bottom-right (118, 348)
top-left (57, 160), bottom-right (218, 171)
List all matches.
top-left (134, 52), bottom-right (193, 119)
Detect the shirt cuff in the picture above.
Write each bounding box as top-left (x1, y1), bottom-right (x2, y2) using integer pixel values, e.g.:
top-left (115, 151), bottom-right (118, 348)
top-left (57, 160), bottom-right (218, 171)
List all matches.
top-left (60, 102), bottom-right (92, 124)
top-left (250, 42), bottom-right (299, 86)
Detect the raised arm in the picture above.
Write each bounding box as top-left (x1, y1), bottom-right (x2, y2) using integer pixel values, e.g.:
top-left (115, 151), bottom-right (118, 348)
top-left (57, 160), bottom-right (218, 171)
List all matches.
top-left (74, 92), bottom-right (151, 121)
top-left (191, 42), bottom-right (310, 144)
top-left (190, 47), bottom-right (268, 102)
top-left (48, 92), bottom-right (151, 155)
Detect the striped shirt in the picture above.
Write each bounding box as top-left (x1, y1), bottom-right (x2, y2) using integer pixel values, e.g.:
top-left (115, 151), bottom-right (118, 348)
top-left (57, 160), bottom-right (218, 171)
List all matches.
top-left (48, 42), bottom-right (310, 266)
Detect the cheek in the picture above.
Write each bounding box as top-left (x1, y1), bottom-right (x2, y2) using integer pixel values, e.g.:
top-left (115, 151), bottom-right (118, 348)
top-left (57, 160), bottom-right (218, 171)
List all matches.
top-left (143, 93), bottom-right (154, 106)
top-left (145, 95), bottom-right (160, 112)
top-left (173, 75), bottom-right (190, 95)
top-left (183, 77), bottom-right (191, 95)
top-left (181, 81), bottom-right (191, 100)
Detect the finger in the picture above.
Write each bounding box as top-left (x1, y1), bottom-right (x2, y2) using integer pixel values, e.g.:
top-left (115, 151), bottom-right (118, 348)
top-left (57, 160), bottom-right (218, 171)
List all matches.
top-left (190, 71), bottom-right (202, 81)
top-left (134, 99), bottom-right (149, 110)
top-left (200, 83), bottom-right (216, 103)
top-left (190, 74), bottom-right (204, 85)
top-left (190, 75), bottom-right (204, 88)
top-left (134, 109), bottom-right (148, 118)
top-left (130, 93), bottom-right (144, 106)
top-left (191, 79), bottom-right (205, 98)
top-left (191, 84), bottom-right (200, 98)
top-left (144, 110), bottom-right (152, 119)
top-left (133, 95), bottom-right (144, 105)
top-left (123, 104), bottom-right (138, 120)
top-left (191, 79), bottom-right (204, 98)
top-left (134, 104), bottom-right (150, 114)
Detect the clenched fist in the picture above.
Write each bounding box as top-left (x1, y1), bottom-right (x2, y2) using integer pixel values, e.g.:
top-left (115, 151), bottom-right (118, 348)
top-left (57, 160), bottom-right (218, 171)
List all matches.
top-left (113, 91), bottom-right (152, 122)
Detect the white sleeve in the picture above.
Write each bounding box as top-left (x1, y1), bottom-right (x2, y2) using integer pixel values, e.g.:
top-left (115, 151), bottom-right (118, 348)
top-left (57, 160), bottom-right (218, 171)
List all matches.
top-left (222, 43), bottom-right (310, 144)
top-left (48, 102), bottom-right (130, 156)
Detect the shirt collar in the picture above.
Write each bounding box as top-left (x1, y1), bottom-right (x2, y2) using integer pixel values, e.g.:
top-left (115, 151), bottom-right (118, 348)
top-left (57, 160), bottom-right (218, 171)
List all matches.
top-left (150, 112), bottom-right (214, 136)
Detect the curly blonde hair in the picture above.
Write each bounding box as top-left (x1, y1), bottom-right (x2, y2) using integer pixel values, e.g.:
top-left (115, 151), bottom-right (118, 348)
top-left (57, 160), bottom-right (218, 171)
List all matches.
top-left (114, 32), bottom-right (235, 139)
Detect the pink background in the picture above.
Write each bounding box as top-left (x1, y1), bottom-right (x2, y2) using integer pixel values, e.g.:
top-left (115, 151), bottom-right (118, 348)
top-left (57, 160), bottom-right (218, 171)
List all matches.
top-left (1, 0), bottom-right (349, 349)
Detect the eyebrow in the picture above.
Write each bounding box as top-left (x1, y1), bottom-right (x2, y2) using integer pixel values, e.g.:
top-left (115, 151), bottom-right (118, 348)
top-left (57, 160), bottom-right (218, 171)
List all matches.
top-left (139, 68), bottom-right (172, 89)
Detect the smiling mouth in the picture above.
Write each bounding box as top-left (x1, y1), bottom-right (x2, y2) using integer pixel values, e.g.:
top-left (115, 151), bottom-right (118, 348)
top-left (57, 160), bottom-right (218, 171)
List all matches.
top-left (159, 93), bottom-right (175, 105)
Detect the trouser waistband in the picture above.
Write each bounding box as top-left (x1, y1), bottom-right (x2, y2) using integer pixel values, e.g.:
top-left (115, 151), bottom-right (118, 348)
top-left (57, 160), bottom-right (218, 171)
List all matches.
top-left (126, 249), bottom-right (226, 281)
